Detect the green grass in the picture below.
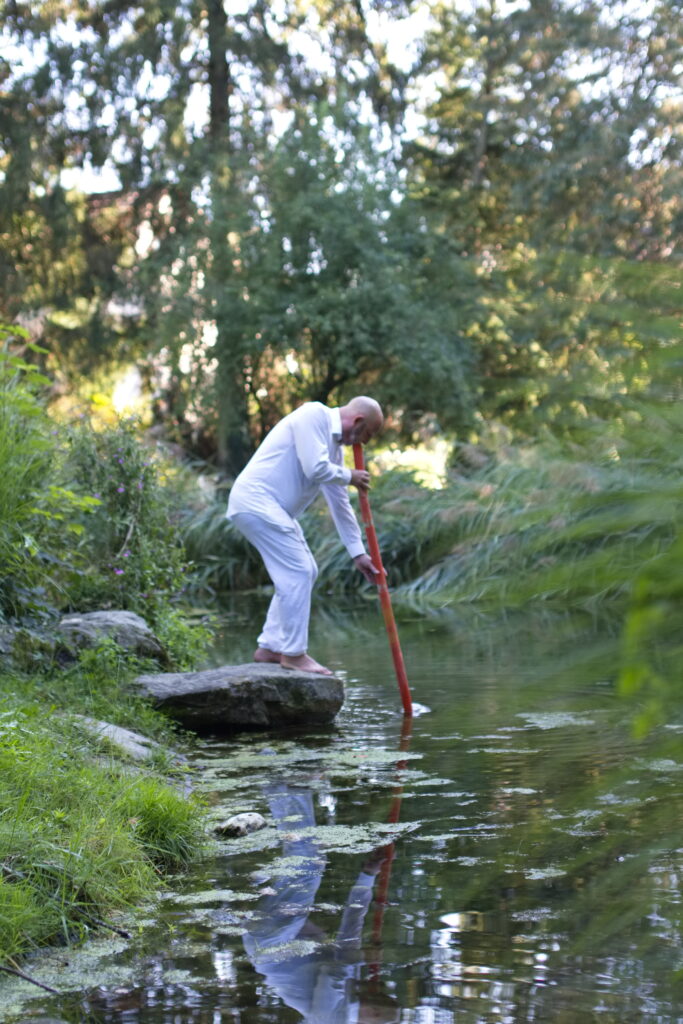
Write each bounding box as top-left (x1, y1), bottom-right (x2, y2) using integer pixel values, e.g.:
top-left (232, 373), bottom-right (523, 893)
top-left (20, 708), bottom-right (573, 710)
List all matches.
top-left (0, 631), bottom-right (210, 965)
top-left (0, 684), bottom-right (204, 958)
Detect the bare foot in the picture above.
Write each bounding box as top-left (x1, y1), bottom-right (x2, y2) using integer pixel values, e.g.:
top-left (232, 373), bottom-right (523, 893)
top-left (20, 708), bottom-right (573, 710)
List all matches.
top-left (281, 653), bottom-right (333, 676)
top-left (254, 647), bottom-right (281, 664)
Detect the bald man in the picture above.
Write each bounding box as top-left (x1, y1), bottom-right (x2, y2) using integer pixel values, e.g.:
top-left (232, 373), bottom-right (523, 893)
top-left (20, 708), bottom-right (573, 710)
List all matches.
top-left (227, 397), bottom-right (383, 675)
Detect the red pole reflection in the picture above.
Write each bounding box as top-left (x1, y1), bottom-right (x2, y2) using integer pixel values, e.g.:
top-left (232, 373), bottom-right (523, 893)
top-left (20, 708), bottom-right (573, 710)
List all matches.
top-left (367, 715), bottom-right (414, 983)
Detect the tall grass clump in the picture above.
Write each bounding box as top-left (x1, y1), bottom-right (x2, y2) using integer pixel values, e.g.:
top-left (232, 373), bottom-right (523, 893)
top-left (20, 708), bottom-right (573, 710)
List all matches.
top-left (395, 430), bottom-right (681, 613)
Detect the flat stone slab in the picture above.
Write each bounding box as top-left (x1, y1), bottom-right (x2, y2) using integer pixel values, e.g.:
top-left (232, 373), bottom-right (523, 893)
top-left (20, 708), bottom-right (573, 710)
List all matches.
top-left (71, 715), bottom-right (181, 763)
top-left (135, 663), bottom-right (344, 732)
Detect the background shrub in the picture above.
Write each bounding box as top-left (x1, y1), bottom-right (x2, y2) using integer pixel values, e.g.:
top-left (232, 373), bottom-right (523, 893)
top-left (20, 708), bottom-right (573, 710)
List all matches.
top-left (0, 329), bottom-right (96, 622)
top-left (64, 419), bottom-right (188, 621)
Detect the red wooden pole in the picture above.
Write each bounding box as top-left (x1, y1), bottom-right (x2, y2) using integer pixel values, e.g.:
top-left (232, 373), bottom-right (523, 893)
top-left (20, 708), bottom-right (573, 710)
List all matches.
top-left (353, 444), bottom-right (413, 717)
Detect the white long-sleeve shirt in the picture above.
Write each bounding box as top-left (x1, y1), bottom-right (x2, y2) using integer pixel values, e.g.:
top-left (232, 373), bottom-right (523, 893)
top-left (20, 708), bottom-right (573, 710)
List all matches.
top-left (227, 402), bottom-right (365, 559)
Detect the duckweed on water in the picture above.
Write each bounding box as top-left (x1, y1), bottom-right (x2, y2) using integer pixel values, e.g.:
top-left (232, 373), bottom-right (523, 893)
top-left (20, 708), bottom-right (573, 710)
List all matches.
top-left (197, 744), bottom-right (421, 783)
top-left (182, 907), bottom-right (256, 931)
top-left (248, 938), bottom-right (323, 962)
top-left (639, 757), bottom-right (683, 773)
top-left (523, 866), bottom-right (567, 880)
top-left (259, 856), bottom-right (316, 878)
top-left (516, 711), bottom-right (597, 729)
top-left (0, 934), bottom-right (135, 1011)
top-left (291, 820), bottom-right (420, 854)
top-left (166, 888), bottom-right (260, 906)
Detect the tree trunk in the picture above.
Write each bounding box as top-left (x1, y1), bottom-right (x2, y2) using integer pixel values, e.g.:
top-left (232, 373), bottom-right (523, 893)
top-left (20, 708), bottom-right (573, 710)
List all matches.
top-left (207, 0), bottom-right (231, 142)
top-left (206, 0), bottom-right (253, 475)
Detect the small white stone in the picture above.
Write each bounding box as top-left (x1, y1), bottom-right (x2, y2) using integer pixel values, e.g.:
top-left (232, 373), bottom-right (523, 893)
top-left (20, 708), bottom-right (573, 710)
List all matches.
top-left (214, 812), bottom-right (267, 838)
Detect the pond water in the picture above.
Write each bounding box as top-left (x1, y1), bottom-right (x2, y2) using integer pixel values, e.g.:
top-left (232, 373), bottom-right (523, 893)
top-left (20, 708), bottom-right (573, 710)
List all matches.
top-left (5, 600), bottom-right (683, 1023)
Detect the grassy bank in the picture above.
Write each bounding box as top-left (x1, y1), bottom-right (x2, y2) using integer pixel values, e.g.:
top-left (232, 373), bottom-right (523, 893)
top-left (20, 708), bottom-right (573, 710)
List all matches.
top-left (0, 332), bottom-right (211, 966)
top-left (0, 637), bottom-right (209, 966)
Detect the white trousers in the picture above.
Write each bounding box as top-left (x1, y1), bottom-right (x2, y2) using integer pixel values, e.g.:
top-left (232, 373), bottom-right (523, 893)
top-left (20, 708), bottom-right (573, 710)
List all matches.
top-left (230, 511), bottom-right (318, 656)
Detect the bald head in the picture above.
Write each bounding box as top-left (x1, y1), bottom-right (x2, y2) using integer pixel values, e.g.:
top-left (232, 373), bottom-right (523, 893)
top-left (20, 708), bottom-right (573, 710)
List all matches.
top-left (339, 395), bottom-right (384, 446)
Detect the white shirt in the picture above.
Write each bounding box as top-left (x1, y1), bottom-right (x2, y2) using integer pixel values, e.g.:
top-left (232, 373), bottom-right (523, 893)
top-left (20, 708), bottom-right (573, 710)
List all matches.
top-left (227, 402), bottom-right (365, 559)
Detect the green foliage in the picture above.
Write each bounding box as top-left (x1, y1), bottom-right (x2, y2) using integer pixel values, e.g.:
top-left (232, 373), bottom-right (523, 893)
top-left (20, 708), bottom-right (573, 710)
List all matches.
top-left (232, 110), bottom-right (475, 435)
top-left (0, 327), bottom-right (99, 620)
top-left (1, 324), bottom-right (212, 672)
top-left (468, 251), bottom-right (683, 437)
top-left (4, 1), bottom-right (681, 466)
top-left (414, 0), bottom-right (682, 259)
top-left (152, 606), bottom-right (214, 673)
top-left (64, 419), bottom-right (188, 620)
top-left (0, 331), bottom-right (54, 617)
top-left (0, 0), bottom-right (419, 470)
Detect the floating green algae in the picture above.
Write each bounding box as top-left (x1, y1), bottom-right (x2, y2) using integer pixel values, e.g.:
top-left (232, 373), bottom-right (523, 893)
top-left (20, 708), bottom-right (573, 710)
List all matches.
top-left (523, 866), bottom-right (566, 880)
top-left (165, 887), bottom-right (260, 905)
top-left (195, 745), bottom-right (421, 785)
top-left (223, 819), bottom-right (420, 858)
top-left (247, 938), bottom-right (323, 962)
top-left (211, 923), bottom-right (252, 936)
top-left (260, 855), bottom-right (318, 878)
top-left (291, 820), bottom-right (419, 854)
top-left (516, 712), bottom-right (596, 730)
top-left (182, 906), bottom-right (256, 930)
top-left (638, 758), bottom-right (683, 773)
top-left (0, 935), bottom-right (135, 1017)
top-left (469, 747), bottom-right (541, 755)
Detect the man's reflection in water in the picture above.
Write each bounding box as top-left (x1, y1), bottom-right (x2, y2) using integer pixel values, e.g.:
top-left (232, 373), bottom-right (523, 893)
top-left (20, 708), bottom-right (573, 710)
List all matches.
top-left (243, 783), bottom-right (400, 1024)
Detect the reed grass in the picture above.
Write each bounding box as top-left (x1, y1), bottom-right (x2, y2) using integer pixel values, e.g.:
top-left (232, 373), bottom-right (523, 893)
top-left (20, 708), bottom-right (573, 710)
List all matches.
top-left (396, 445), bottom-right (681, 612)
top-left (180, 402), bottom-right (680, 623)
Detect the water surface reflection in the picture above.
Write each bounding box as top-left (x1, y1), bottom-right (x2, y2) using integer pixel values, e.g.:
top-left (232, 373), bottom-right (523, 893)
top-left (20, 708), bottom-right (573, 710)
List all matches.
top-left (243, 782), bottom-right (399, 1024)
top-left (4, 606), bottom-right (683, 1023)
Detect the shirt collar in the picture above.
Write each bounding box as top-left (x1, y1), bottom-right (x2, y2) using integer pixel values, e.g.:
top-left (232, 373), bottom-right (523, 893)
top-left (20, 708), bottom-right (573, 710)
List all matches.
top-left (329, 407), bottom-right (343, 443)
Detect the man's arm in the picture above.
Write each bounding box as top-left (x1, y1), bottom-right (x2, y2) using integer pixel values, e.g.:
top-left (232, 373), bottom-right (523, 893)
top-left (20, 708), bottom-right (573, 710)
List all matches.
top-left (321, 484), bottom-right (379, 584)
top-left (291, 404), bottom-right (351, 486)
